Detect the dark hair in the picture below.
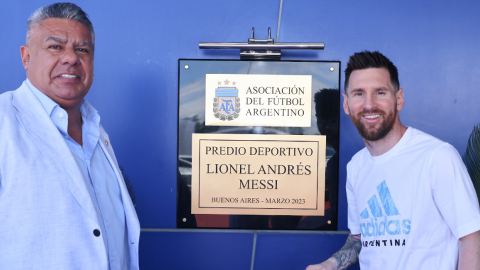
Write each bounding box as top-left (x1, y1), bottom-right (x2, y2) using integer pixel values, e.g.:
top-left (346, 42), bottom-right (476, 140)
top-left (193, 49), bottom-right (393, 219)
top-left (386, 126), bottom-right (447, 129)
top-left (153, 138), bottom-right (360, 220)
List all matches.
top-left (314, 88), bottom-right (340, 148)
top-left (344, 51), bottom-right (399, 93)
top-left (27, 3), bottom-right (94, 44)
top-left (314, 88), bottom-right (340, 123)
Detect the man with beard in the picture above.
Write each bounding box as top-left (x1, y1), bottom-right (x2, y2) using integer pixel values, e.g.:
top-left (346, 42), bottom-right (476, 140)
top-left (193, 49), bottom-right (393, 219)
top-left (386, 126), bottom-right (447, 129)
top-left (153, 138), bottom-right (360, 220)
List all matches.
top-left (306, 51), bottom-right (480, 270)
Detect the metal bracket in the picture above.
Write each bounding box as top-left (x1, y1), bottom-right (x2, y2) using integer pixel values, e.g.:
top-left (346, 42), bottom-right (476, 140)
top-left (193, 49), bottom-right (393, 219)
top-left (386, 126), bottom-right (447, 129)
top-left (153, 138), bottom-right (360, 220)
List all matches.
top-left (199, 27), bottom-right (324, 60)
top-left (241, 27), bottom-right (280, 60)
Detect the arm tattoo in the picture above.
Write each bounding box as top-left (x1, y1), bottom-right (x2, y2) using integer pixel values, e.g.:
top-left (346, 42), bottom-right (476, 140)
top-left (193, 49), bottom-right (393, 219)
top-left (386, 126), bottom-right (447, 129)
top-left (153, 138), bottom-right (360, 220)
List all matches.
top-left (331, 234), bottom-right (362, 270)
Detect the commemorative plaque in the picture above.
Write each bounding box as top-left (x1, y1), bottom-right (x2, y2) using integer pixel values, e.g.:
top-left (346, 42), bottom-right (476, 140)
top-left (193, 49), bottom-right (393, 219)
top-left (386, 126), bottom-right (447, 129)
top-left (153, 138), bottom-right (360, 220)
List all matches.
top-left (177, 60), bottom-right (340, 230)
top-left (192, 134), bottom-right (326, 216)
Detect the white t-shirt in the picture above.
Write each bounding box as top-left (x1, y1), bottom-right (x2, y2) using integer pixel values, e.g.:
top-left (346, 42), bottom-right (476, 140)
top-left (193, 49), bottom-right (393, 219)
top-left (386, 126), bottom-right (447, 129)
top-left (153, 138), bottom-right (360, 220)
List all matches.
top-left (347, 127), bottom-right (480, 270)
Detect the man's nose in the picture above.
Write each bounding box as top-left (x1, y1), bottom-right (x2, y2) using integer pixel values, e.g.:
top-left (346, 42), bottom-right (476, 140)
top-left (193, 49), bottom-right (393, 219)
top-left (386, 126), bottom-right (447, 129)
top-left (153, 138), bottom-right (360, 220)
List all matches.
top-left (363, 93), bottom-right (377, 110)
top-left (61, 47), bottom-right (80, 65)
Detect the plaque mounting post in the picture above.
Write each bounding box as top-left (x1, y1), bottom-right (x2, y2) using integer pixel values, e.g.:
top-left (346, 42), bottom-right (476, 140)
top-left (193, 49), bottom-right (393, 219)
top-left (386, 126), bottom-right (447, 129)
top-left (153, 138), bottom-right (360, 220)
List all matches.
top-left (199, 27), bottom-right (324, 60)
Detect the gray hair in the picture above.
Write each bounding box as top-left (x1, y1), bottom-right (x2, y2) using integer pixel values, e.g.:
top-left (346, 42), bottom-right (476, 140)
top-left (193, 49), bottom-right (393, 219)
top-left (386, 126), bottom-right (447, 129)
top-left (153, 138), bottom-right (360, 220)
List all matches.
top-left (26, 2), bottom-right (94, 44)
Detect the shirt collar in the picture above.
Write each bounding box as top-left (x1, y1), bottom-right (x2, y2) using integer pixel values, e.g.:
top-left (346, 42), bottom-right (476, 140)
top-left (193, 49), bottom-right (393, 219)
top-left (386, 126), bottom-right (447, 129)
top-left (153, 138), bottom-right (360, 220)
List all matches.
top-left (25, 79), bottom-right (100, 125)
top-left (81, 99), bottom-right (101, 126)
top-left (26, 78), bottom-right (58, 117)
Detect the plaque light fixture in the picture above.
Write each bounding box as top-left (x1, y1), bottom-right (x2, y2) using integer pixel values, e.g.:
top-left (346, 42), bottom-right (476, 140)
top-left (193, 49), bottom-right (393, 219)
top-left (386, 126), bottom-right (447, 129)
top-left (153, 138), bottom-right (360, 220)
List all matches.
top-left (199, 27), bottom-right (324, 60)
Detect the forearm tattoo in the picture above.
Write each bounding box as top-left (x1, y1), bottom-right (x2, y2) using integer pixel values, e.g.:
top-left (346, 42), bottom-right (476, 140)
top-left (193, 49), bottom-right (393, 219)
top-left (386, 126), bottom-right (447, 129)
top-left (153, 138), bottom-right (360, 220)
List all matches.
top-left (331, 234), bottom-right (362, 270)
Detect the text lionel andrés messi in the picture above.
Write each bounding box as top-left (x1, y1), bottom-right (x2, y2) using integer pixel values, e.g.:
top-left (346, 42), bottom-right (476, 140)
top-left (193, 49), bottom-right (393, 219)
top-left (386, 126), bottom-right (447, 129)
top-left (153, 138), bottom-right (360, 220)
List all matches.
top-left (204, 145), bottom-right (315, 190)
top-left (208, 146), bottom-right (310, 205)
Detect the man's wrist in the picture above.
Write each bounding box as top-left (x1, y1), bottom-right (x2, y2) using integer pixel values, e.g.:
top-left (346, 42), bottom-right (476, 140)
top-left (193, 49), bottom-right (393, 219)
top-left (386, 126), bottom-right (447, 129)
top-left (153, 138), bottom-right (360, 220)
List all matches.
top-left (325, 257), bottom-right (340, 270)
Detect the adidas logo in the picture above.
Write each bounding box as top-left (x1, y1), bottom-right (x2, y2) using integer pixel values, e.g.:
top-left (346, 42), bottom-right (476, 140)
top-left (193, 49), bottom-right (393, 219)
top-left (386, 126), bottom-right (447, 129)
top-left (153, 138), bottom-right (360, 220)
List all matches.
top-left (359, 181), bottom-right (411, 237)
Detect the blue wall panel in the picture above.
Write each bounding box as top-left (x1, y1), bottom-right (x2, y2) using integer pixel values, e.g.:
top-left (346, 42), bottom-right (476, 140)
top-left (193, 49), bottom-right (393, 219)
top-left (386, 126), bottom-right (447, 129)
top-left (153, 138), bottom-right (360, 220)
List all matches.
top-left (254, 233), bottom-right (360, 270)
top-left (140, 230), bottom-right (254, 270)
top-left (2, 0), bottom-right (480, 268)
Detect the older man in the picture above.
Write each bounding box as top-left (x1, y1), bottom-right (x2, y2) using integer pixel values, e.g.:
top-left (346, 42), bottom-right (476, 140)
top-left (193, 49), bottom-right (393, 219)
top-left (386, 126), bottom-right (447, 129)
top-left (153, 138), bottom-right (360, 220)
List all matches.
top-left (307, 51), bottom-right (480, 270)
top-left (0, 3), bottom-right (139, 269)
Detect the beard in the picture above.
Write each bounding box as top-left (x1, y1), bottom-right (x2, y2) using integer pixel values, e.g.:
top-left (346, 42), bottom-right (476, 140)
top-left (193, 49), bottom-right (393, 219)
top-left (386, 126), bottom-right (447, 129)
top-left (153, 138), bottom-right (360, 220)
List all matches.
top-left (349, 106), bottom-right (397, 142)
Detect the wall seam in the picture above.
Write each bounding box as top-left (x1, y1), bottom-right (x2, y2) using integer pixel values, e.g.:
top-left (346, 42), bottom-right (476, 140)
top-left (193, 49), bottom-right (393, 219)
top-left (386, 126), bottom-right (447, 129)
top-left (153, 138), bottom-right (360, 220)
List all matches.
top-left (250, 231), bottom-right (258, 270)
top-left (140, 228), bottom-right (350, 235)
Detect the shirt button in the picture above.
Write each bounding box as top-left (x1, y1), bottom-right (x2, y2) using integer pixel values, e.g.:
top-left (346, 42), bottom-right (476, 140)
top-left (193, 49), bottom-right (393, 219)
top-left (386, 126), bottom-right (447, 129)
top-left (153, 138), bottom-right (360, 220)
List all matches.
top-left (93, 229), bottom-right (101, 237)
top-left (131, 241), bottom-right (134, 244)
top-left (58, 112), bottom-right (64, 118)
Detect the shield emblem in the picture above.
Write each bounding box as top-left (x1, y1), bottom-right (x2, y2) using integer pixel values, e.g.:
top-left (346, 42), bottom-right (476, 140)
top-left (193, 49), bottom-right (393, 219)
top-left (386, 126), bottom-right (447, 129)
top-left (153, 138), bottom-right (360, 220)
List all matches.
top-left (213, 86), bottom-right (240, 121)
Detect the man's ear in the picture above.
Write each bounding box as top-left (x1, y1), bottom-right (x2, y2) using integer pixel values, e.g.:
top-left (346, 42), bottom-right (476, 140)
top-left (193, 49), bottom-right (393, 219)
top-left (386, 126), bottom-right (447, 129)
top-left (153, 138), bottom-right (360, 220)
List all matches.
top-left (342, 93), bottom-right (350, 115)
top-left (396, 88), bottom-right (405, 111)
top-left (20, 45), bottom-right (30, 70)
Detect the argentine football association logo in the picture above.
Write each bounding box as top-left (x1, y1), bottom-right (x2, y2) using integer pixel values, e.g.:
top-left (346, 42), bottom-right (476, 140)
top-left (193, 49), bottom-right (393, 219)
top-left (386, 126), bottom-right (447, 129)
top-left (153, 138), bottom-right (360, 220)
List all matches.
top-left (213, 79), bottom-right (240, 121)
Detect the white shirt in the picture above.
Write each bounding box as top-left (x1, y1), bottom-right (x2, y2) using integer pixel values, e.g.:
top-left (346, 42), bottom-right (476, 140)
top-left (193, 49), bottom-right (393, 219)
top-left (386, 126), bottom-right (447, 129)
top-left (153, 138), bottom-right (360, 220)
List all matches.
top-left (347, 127), bottom-right (480, 270)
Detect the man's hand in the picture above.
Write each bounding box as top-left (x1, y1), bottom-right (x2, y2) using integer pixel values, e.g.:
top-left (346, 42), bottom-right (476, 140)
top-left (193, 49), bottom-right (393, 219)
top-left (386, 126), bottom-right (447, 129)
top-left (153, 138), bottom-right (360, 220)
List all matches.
top-left (306, 234), bottom-right (361, 270)
top-left (306, 258), bottom-right (338, 270)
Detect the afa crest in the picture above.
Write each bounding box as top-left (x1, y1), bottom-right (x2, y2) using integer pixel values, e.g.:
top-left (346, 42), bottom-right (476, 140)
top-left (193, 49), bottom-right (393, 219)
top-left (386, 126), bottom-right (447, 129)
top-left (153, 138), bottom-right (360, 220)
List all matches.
top-left (213, 86), bottom-right (240, 121)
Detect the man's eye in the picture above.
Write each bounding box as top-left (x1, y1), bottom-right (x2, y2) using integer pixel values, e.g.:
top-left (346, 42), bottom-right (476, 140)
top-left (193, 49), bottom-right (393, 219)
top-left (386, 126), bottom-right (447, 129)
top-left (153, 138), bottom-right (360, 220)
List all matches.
top-left (76, 48), bottom-right (89, 53)
top-left (376, 91), bottom-right (386, 95)
top-left (353, 92), bottom-right (363, 97)
top-left (49, 45), bottom-right (61, 49)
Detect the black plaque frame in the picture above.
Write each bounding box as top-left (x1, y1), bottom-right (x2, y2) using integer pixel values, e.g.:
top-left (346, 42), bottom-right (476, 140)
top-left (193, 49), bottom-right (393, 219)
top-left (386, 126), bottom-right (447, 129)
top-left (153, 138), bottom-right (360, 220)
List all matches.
top-left (177, 59), bottom-right (341, 230)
